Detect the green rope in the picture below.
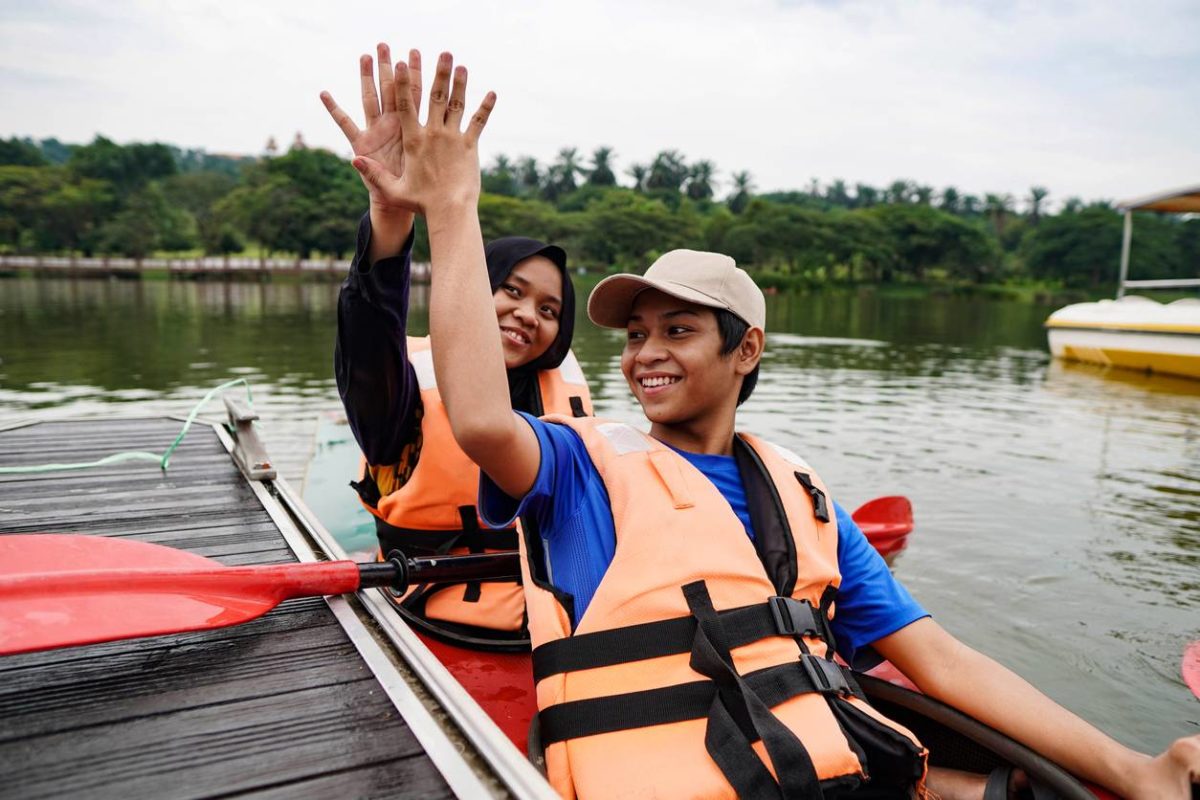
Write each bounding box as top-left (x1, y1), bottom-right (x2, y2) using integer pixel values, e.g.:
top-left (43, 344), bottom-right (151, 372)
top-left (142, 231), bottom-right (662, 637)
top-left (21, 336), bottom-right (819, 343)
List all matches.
top-left (0, 379), bottom-right (254, 474)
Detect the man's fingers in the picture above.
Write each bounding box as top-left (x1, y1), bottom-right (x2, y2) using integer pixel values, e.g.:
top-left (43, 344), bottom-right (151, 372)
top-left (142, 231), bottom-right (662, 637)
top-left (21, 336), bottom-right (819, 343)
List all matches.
top-left (352, 157), bottom-right (419, 211)
top-left (320, 91), bottom-right (361, 142)
top-left (427, 51), bottom-right (452, 126)
top-left (359, 54), bottom-right (380, 122)
top-left (377, 43), bottom-right (396, 114)
top-left (393, 62), bottom-right (420, 134)
top-left (465, 91), bottom-right (497, 147)
top-left (408, 49), bottom-right (423, 118)
top-left (445, 65), bottom-right (468, 129)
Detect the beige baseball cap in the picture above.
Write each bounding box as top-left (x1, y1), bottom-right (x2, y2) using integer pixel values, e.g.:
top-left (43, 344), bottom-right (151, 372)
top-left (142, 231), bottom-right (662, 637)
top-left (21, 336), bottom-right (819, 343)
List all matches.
top-left (587, 249), bottom-right (766, 331)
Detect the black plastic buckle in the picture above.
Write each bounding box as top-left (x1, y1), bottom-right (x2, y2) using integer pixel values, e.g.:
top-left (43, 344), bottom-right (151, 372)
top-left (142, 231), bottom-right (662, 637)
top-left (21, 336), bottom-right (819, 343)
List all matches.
top-left (769, 596), bottom-right (821, 638)
top-left (801, 654), bottom-right (851, 696)
top-left (793, 472), bottom-right (830, 522)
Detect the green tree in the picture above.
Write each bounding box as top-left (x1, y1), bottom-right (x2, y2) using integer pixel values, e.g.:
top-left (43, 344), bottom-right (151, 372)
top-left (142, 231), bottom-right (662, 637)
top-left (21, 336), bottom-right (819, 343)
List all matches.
top-left (1023, 206), bottom-right (1122, 286)
top-left (98, 183), bottom-right (195, 259)
top-left (516, 156), bottom-right (541, 197)
top-left (0, 137), bottom-right (48, 167)
top-left (482, 154), bottom-right (519, 196)
top-left (866, 204), bottom-right (995, 281)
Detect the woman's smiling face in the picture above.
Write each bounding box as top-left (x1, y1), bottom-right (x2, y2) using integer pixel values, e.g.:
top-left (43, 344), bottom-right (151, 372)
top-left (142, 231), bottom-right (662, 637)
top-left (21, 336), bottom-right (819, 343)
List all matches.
top-left (492, 255), bottom-right (563, 369)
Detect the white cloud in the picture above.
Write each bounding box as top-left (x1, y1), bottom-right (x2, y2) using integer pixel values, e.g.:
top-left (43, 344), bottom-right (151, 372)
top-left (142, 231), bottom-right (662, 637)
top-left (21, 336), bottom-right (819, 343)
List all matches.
top-left (1, 0), bottom-right (1196, 202)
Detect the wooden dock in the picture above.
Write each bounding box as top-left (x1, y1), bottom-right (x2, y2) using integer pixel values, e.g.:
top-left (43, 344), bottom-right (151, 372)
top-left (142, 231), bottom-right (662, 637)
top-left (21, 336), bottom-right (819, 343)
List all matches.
top-left (0, 416), bottom-right (545, 799)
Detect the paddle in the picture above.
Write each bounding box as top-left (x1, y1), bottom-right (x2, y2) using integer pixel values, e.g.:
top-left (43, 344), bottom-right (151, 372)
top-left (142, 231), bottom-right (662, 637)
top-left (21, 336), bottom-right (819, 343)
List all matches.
top-left (0, 534), bottom-right (520, 656)
top-left (853, 496), bottom-right (914, 559)
top-left (1185, 640), bottom-right (1200, 699)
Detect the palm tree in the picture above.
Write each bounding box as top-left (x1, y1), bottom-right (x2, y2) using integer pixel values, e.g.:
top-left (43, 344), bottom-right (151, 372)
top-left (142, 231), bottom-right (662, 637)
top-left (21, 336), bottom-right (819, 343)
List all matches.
top-left (1062, 196), bottom-right (1083, 213)
top-left (855, 184), bottom-right (879, 207)
top-left (727, 170), bottom-right (754, 213)
top-left (914, 185), bottom-right (934, 205)
top-left (826, 179), bottom-right (851, 208)
top-left (552, 148), bottom-right (582, 195)
top-left (516, 156), bottom-right (541, 197)
top-left (686, 160), bottom-right (716, 200)
top-left (984, 193), bottom-right (1015, 237)
top-left (939, 187), bottom-right (961, 214)
top-left (627, 164), bottom-right (648, 192)
top-left (482, 154), bottom-right (517, 196)
top-left (647, 150), bottom-right (688, 192)
top-left (588, 146), bottom-right (616, 186)
top-left (887, 179), bottom-right (912, 204)
top-left (1028, 186), bottom-right (1049, 224)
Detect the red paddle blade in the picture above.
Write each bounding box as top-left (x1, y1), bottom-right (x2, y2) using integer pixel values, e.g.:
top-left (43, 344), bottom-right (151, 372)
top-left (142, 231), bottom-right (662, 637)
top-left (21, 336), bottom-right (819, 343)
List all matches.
top-left (852, 496), bottom-right (914, 558)
top-left (0, 534), bottom-right (360, 656)
top-left (1185, 640), bottom-right (1200, 699)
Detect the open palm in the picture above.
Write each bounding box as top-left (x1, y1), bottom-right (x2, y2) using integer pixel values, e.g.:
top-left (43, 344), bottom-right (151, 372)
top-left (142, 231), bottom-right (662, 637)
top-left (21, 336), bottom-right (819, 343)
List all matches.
top-left (320, 44), bottom-right (423, 211)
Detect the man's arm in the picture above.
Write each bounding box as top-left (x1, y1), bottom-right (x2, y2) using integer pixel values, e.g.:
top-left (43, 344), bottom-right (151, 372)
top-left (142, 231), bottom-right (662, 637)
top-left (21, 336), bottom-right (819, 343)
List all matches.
top-left (320, 43), bottom-right (422, 263)
top-left (349, 51), bottom-right (541, 499)
top-left (875, 619), bottom-right (1200, 799)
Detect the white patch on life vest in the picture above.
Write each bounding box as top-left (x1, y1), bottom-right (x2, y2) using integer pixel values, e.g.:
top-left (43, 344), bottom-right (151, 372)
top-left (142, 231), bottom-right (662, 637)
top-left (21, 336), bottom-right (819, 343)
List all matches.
top-left (767, 441), bottom-right (813, 471)
top-left (557, 350), bottom-right (587, 386)
top-left (596, 422), bottom-right (653, 455)
top-left (410, 349), bottom-right (438, 391)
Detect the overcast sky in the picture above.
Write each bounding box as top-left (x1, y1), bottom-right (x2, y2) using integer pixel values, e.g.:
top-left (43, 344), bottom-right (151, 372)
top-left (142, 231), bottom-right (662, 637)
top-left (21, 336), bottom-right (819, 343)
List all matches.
top-left (2, 0), bottom-right (1197, 207)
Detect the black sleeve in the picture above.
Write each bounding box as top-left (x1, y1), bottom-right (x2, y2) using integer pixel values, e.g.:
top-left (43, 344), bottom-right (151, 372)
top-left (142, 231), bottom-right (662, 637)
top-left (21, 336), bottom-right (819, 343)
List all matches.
top-left (334, 212), bottom-right (420, 466)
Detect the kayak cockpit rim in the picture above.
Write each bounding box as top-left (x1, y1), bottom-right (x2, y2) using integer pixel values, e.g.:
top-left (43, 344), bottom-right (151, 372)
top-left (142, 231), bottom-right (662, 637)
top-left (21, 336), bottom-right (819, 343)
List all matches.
top-left (1115, 183), bottom-right (1200, 298)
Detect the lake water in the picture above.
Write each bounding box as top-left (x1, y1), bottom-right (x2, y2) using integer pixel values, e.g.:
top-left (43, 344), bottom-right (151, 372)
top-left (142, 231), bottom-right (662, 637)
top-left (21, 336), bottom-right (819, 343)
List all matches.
top-left (1, 275), bottom-right (1197, 755)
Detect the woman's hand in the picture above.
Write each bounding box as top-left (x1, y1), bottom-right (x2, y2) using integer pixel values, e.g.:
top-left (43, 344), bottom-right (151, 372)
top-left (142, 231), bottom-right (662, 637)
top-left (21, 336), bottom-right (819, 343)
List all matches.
top-left (320, 43), bottom-right (422, 216)
top-left (349, 51), bottom-right (496, 225)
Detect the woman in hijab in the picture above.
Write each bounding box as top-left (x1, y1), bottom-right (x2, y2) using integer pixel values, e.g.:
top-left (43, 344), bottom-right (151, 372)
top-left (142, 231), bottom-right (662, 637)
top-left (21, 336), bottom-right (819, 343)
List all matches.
top-left (326, 45), bottom-right (592, 649)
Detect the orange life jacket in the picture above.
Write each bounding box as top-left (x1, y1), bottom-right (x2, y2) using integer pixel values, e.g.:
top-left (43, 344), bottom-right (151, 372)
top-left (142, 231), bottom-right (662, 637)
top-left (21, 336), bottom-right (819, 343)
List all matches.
top-left (359, 336), bottom-right (592, 647)
top-left (522, 416), bottom-right (928, 799)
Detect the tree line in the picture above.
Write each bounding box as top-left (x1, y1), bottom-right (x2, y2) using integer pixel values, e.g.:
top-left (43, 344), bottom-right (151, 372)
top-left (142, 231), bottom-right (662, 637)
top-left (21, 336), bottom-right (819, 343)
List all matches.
top-left (1, 135), bottom-right (1196, 289)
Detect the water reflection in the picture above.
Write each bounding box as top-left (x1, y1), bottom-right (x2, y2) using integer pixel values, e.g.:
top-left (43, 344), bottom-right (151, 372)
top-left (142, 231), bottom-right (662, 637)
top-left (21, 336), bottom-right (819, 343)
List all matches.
top-left (1, 277), bottom-right (1198, 751)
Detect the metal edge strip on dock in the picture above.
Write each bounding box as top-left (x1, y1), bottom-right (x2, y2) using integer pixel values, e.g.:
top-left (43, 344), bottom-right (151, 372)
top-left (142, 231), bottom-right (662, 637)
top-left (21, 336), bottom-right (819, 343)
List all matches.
top-left (212, 423), bottom-right (506, 800)
top-left (265, 467), bottom-right (559, 800)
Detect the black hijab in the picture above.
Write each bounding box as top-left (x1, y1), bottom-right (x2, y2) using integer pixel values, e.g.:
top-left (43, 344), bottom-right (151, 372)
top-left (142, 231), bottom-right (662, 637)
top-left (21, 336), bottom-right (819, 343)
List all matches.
top-left (484, 236), bottom-right (575, 415)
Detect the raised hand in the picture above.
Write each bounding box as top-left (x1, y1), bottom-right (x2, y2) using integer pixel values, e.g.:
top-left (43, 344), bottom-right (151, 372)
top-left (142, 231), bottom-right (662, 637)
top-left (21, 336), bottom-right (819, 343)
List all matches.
top-left (320, 44), bottom-right (423, 214)
top-left (350, 51), bottom-right (496, 221)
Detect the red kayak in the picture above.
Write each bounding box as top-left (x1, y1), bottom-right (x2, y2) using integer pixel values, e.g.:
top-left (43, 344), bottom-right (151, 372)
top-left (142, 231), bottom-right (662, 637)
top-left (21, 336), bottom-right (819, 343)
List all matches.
top-left (417, 496), bottom-right (916, 751)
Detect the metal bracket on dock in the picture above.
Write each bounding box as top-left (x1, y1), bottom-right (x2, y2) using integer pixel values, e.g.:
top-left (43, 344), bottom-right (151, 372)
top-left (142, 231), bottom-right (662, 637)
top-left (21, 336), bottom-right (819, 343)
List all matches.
top-left (223, 395), bottom-right (276, 481)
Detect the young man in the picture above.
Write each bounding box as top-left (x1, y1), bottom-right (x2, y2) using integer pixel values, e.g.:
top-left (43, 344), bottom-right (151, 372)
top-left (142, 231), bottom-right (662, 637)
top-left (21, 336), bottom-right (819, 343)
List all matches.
top-left (349, 49), bottom-right (1200, 800)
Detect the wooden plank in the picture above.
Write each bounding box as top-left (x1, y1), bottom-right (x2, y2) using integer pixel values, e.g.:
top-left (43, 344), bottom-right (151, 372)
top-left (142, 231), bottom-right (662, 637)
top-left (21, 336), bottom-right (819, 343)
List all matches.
top-left (0, 420), bottom-right (455, 798)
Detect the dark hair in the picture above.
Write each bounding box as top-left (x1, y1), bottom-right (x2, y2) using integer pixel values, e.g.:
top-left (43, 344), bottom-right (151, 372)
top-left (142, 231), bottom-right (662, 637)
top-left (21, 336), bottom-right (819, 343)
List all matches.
top-left (714, 308), bottom-right (759, 406)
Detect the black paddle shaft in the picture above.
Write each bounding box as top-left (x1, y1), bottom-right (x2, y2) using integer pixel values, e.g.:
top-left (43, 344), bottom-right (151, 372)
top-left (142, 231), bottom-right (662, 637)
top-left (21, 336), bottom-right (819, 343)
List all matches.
top-left (356, 552), bottom-right (522, 593)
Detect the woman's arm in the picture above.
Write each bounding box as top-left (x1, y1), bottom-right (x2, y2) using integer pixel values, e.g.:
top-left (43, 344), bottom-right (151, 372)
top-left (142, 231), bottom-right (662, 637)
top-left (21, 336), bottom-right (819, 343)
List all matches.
top-left (875, 618), bottom-right (1200, 799)
top-left (349, 51), bottom-right (542, 499)
top-left (333, 213), bottom-right (420, 465)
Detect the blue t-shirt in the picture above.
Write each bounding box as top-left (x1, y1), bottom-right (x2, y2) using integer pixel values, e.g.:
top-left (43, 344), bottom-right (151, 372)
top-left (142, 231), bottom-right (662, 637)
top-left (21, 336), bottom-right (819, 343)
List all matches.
top-left (480, 413), bottom-right (928, 669)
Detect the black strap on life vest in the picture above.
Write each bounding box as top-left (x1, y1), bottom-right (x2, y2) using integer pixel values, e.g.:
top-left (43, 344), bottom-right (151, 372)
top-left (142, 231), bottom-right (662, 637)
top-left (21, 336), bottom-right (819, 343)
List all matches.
top-left (532, 590), bottom-right (838, 683)
top-left (374, 515), bottom-right (519, 559)
top-left (458, 505), bottom-right (484, 603)
top-left (349, 474), bottom-right (382, 508)
top-left (538, 582), bottom-right (862, 799)
top-left (569, 395), bottom-right (587, 417)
